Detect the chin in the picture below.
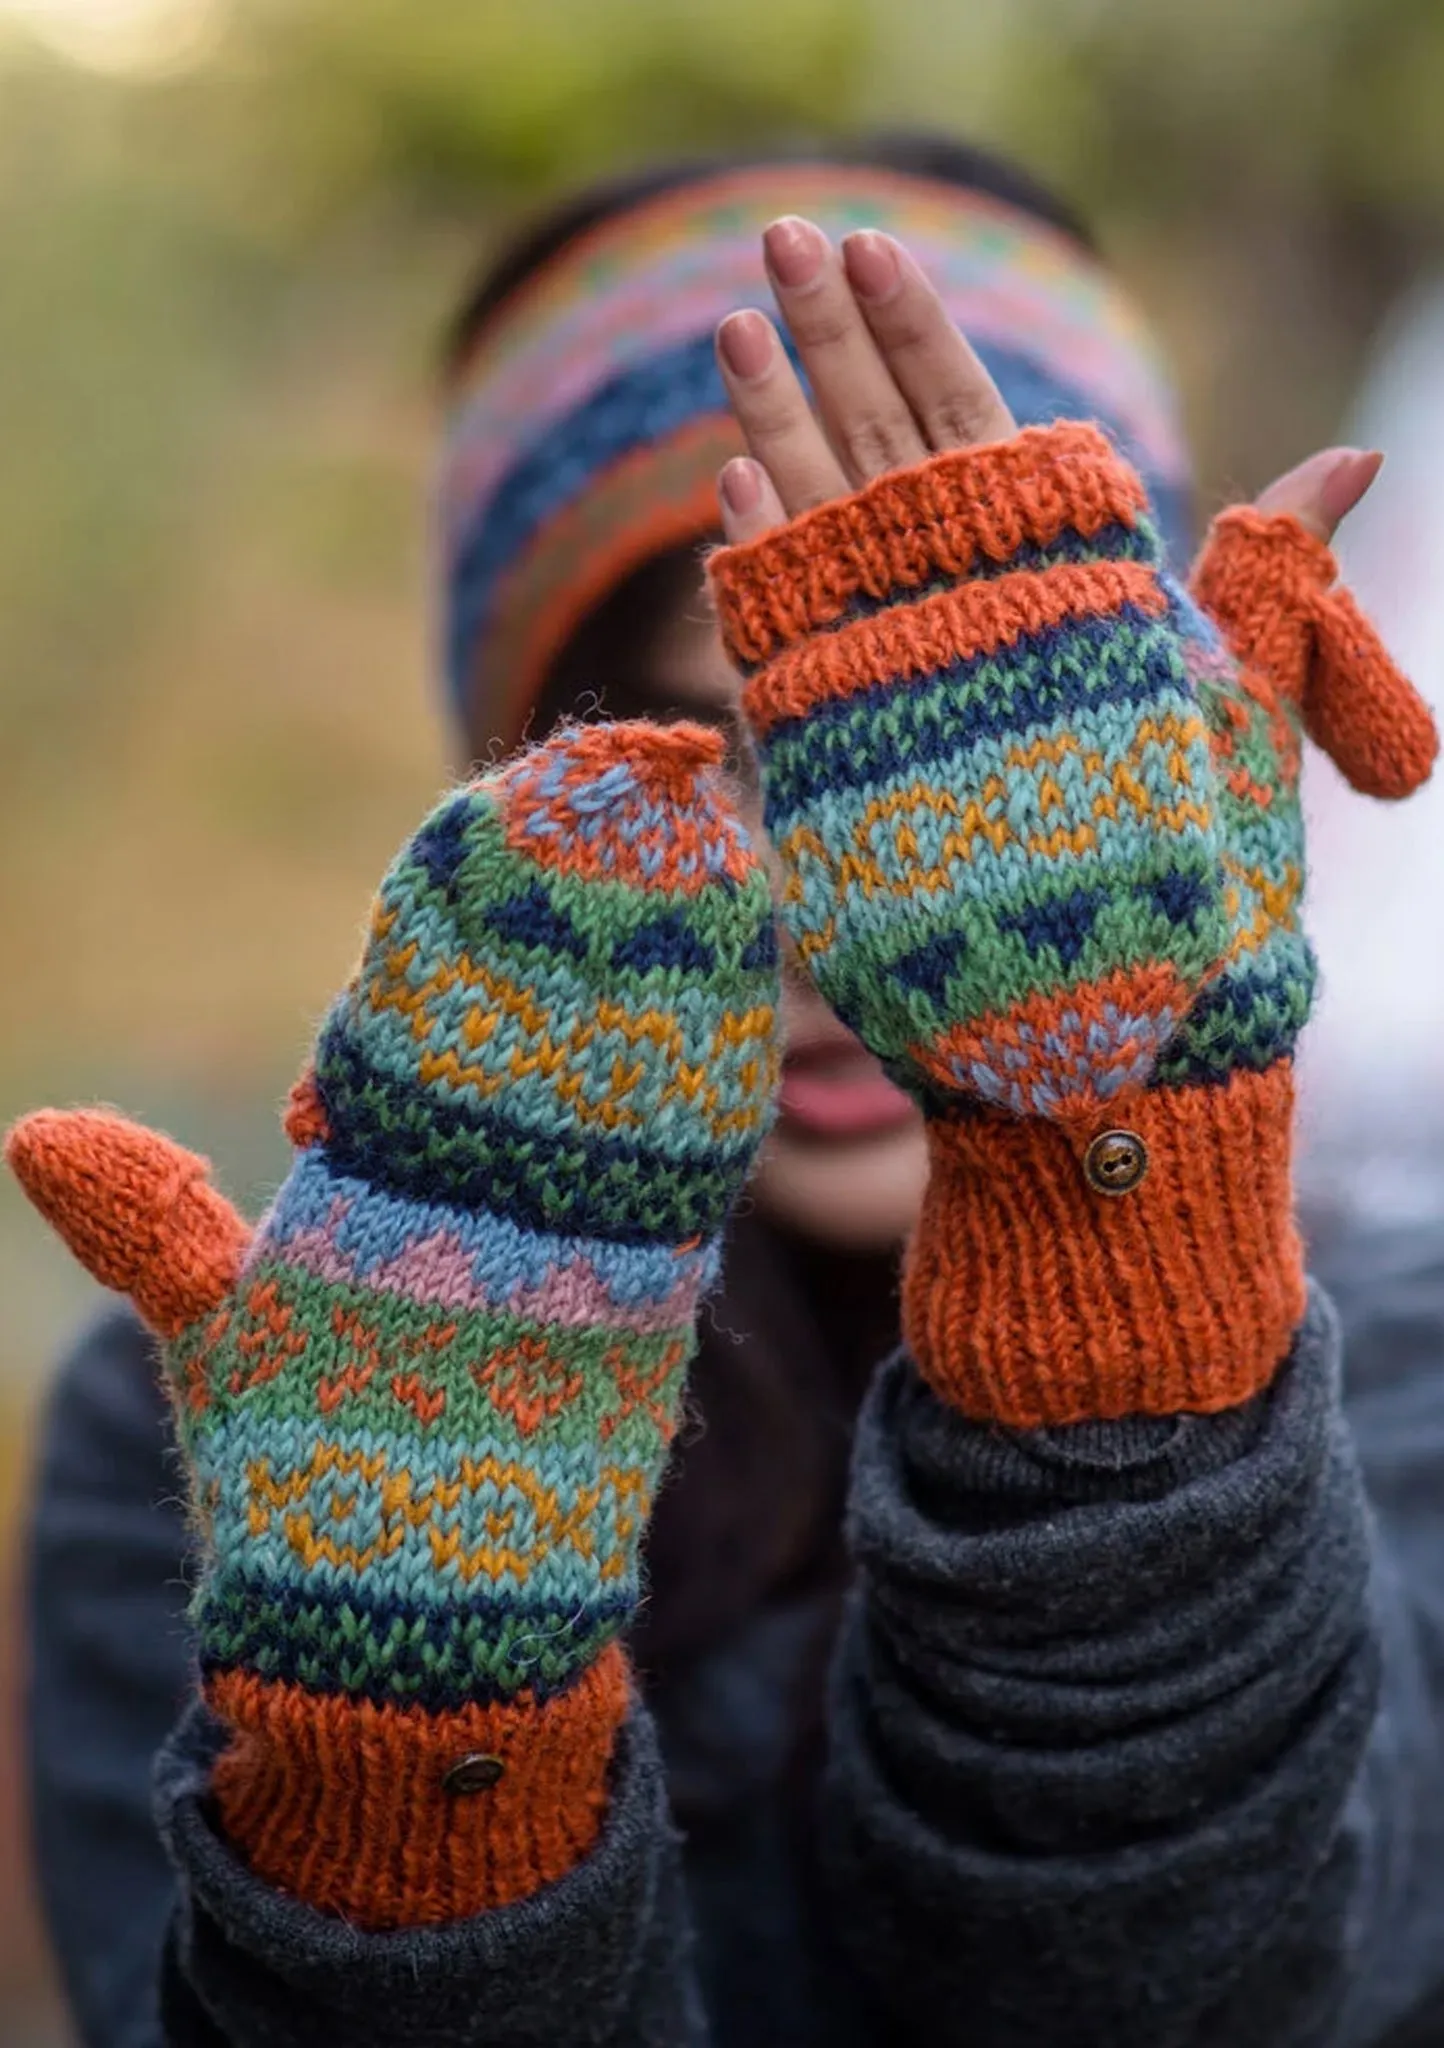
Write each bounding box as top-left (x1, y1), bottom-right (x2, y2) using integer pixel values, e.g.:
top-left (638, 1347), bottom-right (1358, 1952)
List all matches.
top-left (748, 1117), bottom-right (929, 1252)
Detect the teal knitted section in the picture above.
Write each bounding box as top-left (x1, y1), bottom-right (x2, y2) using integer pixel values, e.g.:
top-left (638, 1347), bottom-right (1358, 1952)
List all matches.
top-left (160, 721), bottom-right (781, 1709)
top-left (1156, 600), bottom-right (1317, 1083)
top-left (714, 426), bottom-right (1318, 1125)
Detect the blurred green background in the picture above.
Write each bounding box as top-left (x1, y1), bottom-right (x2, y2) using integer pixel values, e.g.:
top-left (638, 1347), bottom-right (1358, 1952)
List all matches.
top-left (2, 0), bottom-right (1443, 2032)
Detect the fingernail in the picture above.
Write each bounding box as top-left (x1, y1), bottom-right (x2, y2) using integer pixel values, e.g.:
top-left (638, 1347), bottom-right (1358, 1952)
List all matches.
top-left (1322, 447), bottom-right (1384, 530)
top-left (720, 458), bottom-right (763, 517)
top-left (842, 231), bottom-right (902, 303)
top-left (717, 310), bottom-right (773, 380)
top-left (763, 216), bottom-right (825, 290)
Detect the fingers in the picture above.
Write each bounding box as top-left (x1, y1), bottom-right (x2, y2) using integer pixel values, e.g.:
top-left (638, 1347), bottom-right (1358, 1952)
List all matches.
top-left (761, 217), bottom-right (929, 489)
top-left (1255, 447), bottom-right (1383, 545)
top-left (841, 230), bottom-right (1016, 449)
top-left (715, 217), bottom-right (1020, 536)
top-left (716, 307), bottom-right (847, 519)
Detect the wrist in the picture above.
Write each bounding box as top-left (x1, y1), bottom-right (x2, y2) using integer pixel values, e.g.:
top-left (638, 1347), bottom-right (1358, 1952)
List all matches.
top-left (902, 1064), bottom-right (1304, 1427)
top-left (207, 1645), bottom-right (630, 1929)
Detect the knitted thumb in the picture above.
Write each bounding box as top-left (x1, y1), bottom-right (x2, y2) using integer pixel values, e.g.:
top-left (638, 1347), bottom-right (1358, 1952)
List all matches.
top-left (1191, 508), bottom-right (1438, 800)
top-left (4, 1109), bottom-right (250, 1337)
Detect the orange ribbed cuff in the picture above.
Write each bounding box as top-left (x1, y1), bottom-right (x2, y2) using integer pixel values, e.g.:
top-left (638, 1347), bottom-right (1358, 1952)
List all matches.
top-left (738, 558), bottom-right (1166, 742)
top-left (709, 420), bottom-right (1146, 668)
top-left (902, 1065), bottom-right (1305, 1427)
top-left (208, 1646), bottom-right (630, 1930)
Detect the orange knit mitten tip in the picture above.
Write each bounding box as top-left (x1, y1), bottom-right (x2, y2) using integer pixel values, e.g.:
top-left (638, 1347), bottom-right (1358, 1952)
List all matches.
top-left (4, 1108), bottom-right (251, 1338)
top-left (1192, 506), bottom-right (1438, 802)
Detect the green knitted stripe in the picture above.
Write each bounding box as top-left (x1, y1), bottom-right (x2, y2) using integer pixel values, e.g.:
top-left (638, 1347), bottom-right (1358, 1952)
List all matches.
top-left (202, 1261), bottom-right (690, 1462)
top-left (390, 804), bottom-right (779, 969)
top-left (198, 1577), bottom-right (623, 1703)
top-left (779, 833), bottom-right (1223, 1060)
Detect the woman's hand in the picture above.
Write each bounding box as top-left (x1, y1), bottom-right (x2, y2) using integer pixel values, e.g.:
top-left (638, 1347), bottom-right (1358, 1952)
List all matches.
top-left (714, 214), bottom-right (1383, 547)
top-left (714, 217), bottom-right (1016, 543)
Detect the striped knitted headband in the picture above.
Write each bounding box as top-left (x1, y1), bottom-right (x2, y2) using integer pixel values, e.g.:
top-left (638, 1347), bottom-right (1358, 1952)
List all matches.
top-left (441, 161), bottom-right (1193, 750)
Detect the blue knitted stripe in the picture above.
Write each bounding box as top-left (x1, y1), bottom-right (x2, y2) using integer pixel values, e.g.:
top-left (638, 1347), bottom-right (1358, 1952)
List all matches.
top-left (199, 1572), bottom-right (633, 1708)
top-left (206, 1421), bottom-right (659, 1603)
top-left (756, 601), bottom-right (1193, 824)
top-left (314, 1023), bottom-right (747, 1243)
top-left (265, 1149), bottom-right (720, 1311)
top-left (446, 332), bottom-right (1195, 704)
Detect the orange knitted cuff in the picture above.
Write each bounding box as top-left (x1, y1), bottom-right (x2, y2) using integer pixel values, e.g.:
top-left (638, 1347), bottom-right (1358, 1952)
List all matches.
top-left (709, 420), bottom-right (1146, 668)
top-left (207, 1645), bottom-right (631, 1930)
top-left (902, 1064), bottom-right (1306, 1428)
top-left (738, 558), bottom-right (1167, 744)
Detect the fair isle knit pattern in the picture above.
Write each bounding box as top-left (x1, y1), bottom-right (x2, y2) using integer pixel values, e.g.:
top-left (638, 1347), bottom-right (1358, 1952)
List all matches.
top-left (709, 420), bottom-right (1434, 1432)
top-left (1154, 592), bottom-right (1315, 1085)
top-left (5, 715), bottom-right (783, 1922)
top-left (711, 420), bottom-right (1263, 1132)
top-left (165, 719), bottom-right (780, 1711)
top-left (5, 729), bottom-right (770, 1736)
top-left (184, 1158), bottom-right (718, 1702)
top-left (442, 162), bottom-right (1195, 747)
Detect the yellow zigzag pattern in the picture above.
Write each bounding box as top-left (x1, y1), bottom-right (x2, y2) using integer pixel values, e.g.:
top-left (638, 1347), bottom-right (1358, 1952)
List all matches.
top-left (1222, 856), bottom-right (1304, 959)
top-left (779, 716), bottom-right (1213, 963)
top-left (363, 927), bottom-right (778, 1138)
top-left (244, 1443), bottom-right (651, 1586)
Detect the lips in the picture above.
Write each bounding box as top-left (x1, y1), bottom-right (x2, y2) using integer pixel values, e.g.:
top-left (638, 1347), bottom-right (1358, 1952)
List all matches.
top-left (776, 1035), bottom-right (916, 1140)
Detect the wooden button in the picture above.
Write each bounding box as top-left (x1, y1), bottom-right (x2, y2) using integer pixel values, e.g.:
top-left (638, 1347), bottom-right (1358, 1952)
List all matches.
top-left (1083, 1128), bottom-right (1149, 1197)
top-left (443, 1751), bottom-right (505, 1795)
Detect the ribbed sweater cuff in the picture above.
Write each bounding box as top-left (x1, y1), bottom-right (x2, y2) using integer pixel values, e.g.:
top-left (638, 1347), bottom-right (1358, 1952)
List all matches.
top-left (206, 1645), bottom-right (630, 1930)
top-left (902, 1063), bottom-right (1305, 1427)
top-left (708, 420), bottom-right (1149, 668)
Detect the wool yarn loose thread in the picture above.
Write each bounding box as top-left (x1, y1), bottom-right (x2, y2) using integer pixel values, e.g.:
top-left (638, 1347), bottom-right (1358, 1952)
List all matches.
top-left (6, 719), bottom-right (783, 1928)
top-left (710, 419), bottom-right (1435, 1426)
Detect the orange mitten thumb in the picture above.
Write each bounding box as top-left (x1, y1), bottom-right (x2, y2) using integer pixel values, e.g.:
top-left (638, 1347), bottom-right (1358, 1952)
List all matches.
top-left (1191, 505), bottom-right (1438, 801)
top-left (5, 1109), bottom-right (249, 1338)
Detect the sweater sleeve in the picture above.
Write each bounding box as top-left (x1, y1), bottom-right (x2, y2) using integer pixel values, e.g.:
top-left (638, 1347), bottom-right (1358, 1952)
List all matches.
top-left (153, 1697), bottom-right (706, 2048)
top-left (822, 1280), bottom-right (1444, 2048)
top-left (28, 1317), bottom-right (708, 2048)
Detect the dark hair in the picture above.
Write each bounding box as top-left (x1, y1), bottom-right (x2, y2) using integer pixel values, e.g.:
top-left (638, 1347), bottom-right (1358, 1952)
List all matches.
top-left (447, 134), bottom-right (1098, 750)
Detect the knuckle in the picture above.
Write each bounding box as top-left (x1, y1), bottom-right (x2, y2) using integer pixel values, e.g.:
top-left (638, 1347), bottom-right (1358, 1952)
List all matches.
top-left (791, 305), bottom-right (854, 353)
top-left (843, 408), bottom-right (919, 475)
top-left (930, 396), bottom-right (1004, 446)
top-left (879, 313), bottom-right (934, 357)
top-left (746, 402), bottom-right (806, 449)
top-left (735, 383), bottom-right (805, 447)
